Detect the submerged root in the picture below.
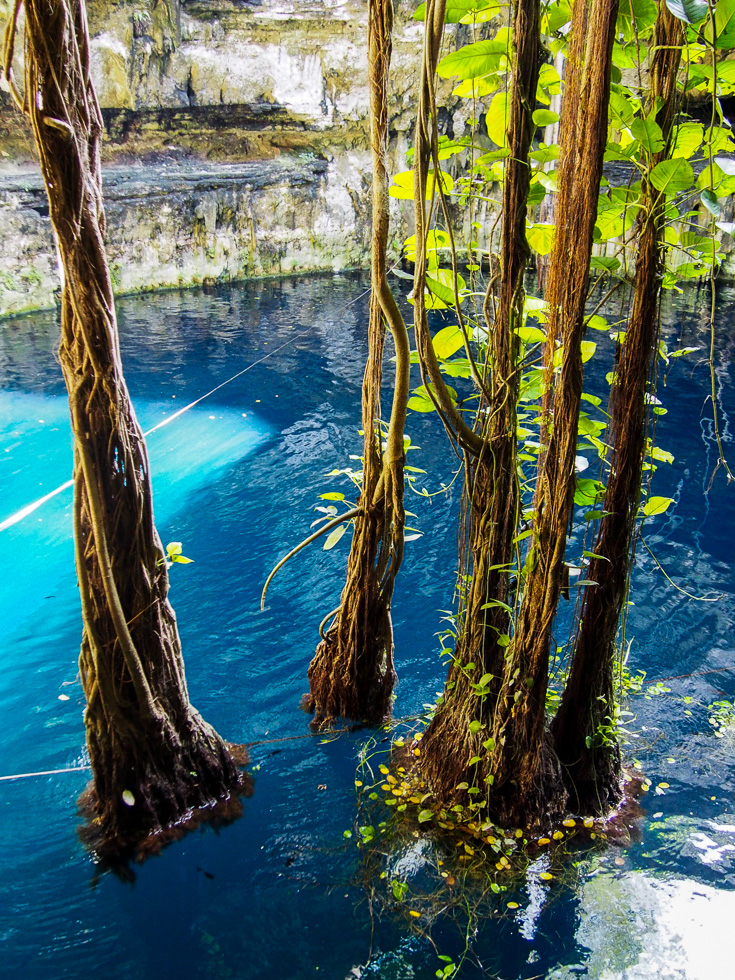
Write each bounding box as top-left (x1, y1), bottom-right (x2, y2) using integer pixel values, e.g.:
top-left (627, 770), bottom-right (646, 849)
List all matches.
top-left (77, 719), bottom-right (251, 869)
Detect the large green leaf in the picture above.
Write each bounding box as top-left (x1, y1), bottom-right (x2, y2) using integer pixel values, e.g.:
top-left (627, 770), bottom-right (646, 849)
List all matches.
top-left (649, 157), bottom-right (694, 195)
top-left (665, 0), bottom-right (708, 24)
top-left (630, 117), bottom-right (665, 155)
top-left (425, 269), bottom-right (467, 308)
top-left (526, 222), bottom-right (555, 255)
top-left (617, 0), bottom-right (657, 38)
top-left (707, 0), bottom-right (735, 49)
top-left (671, 121), bottom-right (703, 158)
top-left (643, 495), bottom-right (674, 516)
top-left (532, 109), bottom-right (560, 127)
top-left (413, 1), bottom-right (499, 22)
top-left (437, 39), bottom-right (508, 80)
top-left (389, 169), bottom-right (454, 201)
top-left (484, 91), bottom-right (510, 147)
top-left (453, 76), bottom-right (499, 98)
top-left (432, 325), bottom-right (465, 359)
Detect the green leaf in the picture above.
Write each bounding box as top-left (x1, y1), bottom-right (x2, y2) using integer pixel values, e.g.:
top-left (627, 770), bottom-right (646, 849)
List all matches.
top-left (532, 109), bottom-right (560, 127)
top-left (485, 91), bottom-right (510, 147)
top-left (437, 39), bottom-right (508, 80)
top-left (643, 495), bottom-right (674, 516)
top-left (166, 541), bottom-right (183, 557)
top-left (425, 269), bottom-right (467, 309)
top-left (417, 808), bottom-right (433, 822)
top-left (414, 1), bottom-right (498, 23)
top-left (389, 169), bottom-right (454, 201)
top-left (701, 190), bottom-right (721, 217)
top-left (391, 880), bottom-right (409, 901)
top-left (617, 0), bottom-right (657, 38)
top-left (630, 117), bottom-right (664, 155)
top-left (707, 0), bottom-right (735, 49)
top-left (666, 0), bottom-right (708, 23)
top-left (454, 76), bottom-right (499, 98)
top-left (323, 524), bottom-right (347, 550)
top-left (574, 478), bottom-right (603, 506)
top-left (170, 554), bottom-right (194, 564)
top-left (651, 446), bottom-right (675, 464)
top-left (589, 255), bottom-right (621, 273)
top-left (469, 720), bottom-right (483, 735)
top-left (517, 325), bottom-right (546, 344)
top-left (609, 90), bottom-right (635, 127)
top-left (530, 144), bottom-right (559, 165)
top-left (526, 223), bottom-right (555, 255)
top-left (580, 340), bottom-right (597, 363)
top-left (649, 157), bottom-right (694, 195)
top-left (672, 121), bottom-right (704, 159)
top-left (320, 492), bottom-right (345, 501)
top-left (432, 325), bottom-right (465, 359)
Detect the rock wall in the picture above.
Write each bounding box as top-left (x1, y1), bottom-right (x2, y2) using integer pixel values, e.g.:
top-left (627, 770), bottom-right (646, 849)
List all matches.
top-left (0, 0), bottom-right (450, 317)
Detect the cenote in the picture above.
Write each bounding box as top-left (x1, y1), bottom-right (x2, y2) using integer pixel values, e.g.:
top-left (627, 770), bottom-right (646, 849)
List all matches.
top-left (0, 272), bottom-right (733, 979)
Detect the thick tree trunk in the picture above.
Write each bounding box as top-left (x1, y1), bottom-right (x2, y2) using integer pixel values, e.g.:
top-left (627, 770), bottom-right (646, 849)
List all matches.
top-left (7, 0), bottom-right (244, 859)
top-left (485, 0), bottom-right (619, 829)
top-left (551, 6), bottom-right (683, 813)
top-left (307, 0), bottom-right (410, 725)
top-left (418, 0), bottom-right (540, 805)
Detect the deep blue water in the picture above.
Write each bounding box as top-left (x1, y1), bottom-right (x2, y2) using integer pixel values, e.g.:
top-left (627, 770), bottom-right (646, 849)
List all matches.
top-left (0, 273), bottom-right (733, 980)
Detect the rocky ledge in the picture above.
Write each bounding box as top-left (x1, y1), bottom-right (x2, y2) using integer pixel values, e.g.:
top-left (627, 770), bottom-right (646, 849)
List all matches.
top-left (0, 156), bottom-right (377, 317)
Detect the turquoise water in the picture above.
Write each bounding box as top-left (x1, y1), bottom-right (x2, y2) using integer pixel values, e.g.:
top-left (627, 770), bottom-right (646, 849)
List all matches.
top-left (0, 273), bottom-right (733, 979)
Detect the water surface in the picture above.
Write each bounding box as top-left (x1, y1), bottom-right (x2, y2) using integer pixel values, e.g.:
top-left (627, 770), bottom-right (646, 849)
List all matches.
top-left (0, 273), bottom-right (732, 979)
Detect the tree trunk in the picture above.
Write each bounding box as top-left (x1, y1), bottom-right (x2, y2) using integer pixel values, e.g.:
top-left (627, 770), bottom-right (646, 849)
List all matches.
top-left (484, 0), bottom-right (619, 829)
top-left (306, 0), bottom-right (410, 725)
top-left (418, 0), bottom-right (540, 805)
top-left (7, 0), bottom-right (244, 860)
top-left (551, 5), bottom-right (683, 813)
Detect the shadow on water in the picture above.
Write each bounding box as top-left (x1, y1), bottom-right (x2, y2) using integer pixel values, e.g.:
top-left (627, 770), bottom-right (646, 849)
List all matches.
top-left (0, 272), bottom-right (733, 979)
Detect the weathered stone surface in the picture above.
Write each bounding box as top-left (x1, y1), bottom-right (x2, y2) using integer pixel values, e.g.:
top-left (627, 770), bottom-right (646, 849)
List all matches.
top-left (0, 156), bottom-right (378, 315)
top-left (0, 0), bottom-right (434, 314)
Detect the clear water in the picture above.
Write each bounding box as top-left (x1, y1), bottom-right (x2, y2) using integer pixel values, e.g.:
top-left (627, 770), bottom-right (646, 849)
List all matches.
top-left (0, 273), bottom-right (733, 979)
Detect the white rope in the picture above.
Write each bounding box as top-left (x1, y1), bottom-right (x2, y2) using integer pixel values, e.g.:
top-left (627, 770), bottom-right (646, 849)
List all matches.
top-left (0, 764), bottom-right (89, 781)
top-left (0, 278), bottom-right (378, 534)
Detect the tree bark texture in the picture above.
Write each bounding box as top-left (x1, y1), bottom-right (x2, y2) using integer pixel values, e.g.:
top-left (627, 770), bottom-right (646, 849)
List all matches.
top-left (417, 0), bottom-right (542, 809)
top-left (6, 0), bottom-right (244, 858)
top-left (551, 4), bottom-right (684, 813)
top-left (307, 0), bottom-right (410, 725)
top-left (484, 0), bottom-right (619, 829)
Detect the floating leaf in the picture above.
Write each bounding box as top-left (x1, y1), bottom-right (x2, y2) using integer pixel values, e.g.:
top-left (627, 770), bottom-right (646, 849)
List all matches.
top-left (319, 492), bottom-right (345, 501)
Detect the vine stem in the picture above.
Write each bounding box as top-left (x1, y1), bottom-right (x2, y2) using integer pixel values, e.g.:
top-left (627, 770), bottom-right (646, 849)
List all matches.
top-left (261, 508), bottom-right (362, 610)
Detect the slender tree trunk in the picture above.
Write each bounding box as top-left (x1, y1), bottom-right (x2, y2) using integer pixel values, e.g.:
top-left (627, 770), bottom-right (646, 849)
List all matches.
top-left (418, 0), bottom-right (541, 804)
top-left (485, 0), bottom-right (619, 828)
top-left (5, 0), bottom-right (244, 860)
top-left (551, 5), bottom-right (683, 812)
top-left (306, 0), bottom-right (410, 725)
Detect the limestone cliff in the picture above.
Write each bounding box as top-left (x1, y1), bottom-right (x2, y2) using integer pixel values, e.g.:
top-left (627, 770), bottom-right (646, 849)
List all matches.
top-left (0, 0), bottom-right (454, 316)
